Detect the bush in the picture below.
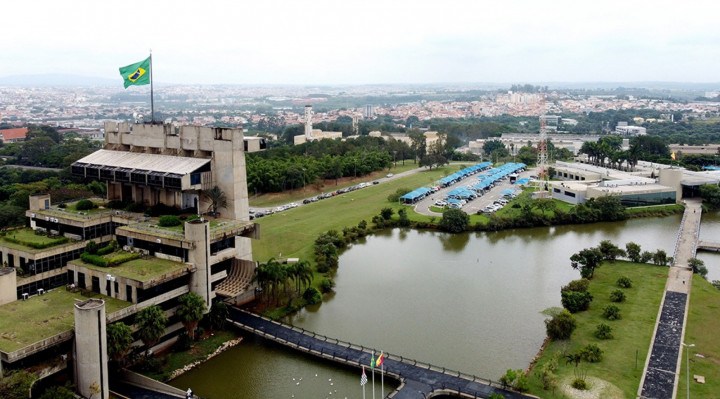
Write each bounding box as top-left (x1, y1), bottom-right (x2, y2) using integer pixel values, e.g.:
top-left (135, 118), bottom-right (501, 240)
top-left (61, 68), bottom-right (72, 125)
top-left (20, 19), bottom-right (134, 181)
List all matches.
top-left (561, 291), bottom-right (593, 313)
top-left (610, 289), bottom-right (626, 303)
top-left (81, 252), bottom-right (108, 267)
top-left (175, 333), bottom-right (193, 351)
top-left (617, 276), bottom-right (633, 288)
top-left (105, 252), bottom-right (140, 266)
top-left (97, 243), bottom-right (116, 256)
top-left (594, 323), bottom-right (614, 339)
top-left (320, 278), bottom-right (335, 293)
top-left (39, 385), bottom-right (76, 399)
top-left (581, 344), bottom-right (603, 362)
top-left (603, 305), bottom-right (622, 320)
top-left (562, 278), bottom-right (590, 293)
top-left (387, 188), bottom-right (410, 203)
top-left (572, 378), bottom-right (588, 390)
top-left (537, 361), bottom-right (558, 391)
top-left (640, 251), bottom-right (653, 263)
top-left (499, 369), bottom-right (528, 392)
top-left (545, 309), bottom-right (576, 340)
top-left (158, 215), bottom-right (182, 227)
top-left (125, 202), bottom-right (146, 213)
top-left (488, 394), bottom-right (505, 399)
top-left (58, 203), bottom-right (67, 209)
top-left (75, 199), bottom-right (96, 211)
top-left (303, 287), bottom-right (322, 305)
top-left (85, 241), bottom-right (99, 255)
top-left (439, 208), bottom-right (469, 233)
top-left (380, 207), bottom-right (394, 220)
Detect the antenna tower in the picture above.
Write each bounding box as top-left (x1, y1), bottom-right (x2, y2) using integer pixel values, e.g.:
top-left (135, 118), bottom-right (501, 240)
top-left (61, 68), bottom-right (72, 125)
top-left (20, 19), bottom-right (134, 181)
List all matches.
top-left (537, 106), bottom-right (548, 181)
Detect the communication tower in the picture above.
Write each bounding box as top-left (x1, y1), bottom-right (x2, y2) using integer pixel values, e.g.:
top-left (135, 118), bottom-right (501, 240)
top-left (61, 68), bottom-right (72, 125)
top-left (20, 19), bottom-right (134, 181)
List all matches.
top-left (304, 105), bottom-right (313, 139)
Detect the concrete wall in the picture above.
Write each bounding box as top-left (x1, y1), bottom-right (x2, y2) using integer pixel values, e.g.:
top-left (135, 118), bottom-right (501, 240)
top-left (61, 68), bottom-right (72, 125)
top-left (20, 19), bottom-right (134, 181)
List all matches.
top-left (74, 299), bottom-right (109, 399)
top-left (658, 168), bottom-right (683, 203)
top-left (0, 267), bottom-right (17, 305)
top-left (186, 220), bottom-right (212, 312)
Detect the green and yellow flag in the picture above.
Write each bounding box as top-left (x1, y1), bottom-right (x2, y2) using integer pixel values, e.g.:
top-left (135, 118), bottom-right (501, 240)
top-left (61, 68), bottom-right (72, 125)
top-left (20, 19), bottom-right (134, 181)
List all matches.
top-left (119, 57), bottom-right (151, 88)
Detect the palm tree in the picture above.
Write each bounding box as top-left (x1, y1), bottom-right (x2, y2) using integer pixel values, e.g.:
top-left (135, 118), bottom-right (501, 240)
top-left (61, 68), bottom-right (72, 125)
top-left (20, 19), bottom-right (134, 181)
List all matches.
top-left (202, 186), bottom-right (227, 216)
top-left (106, 322), bottom-right (134, 366)
top-left (136, 305), bottom-right (167, 356)
top-left (176, 292), bottom-right (207, 340)
top-left (293, 260), bottom-right (313, 294)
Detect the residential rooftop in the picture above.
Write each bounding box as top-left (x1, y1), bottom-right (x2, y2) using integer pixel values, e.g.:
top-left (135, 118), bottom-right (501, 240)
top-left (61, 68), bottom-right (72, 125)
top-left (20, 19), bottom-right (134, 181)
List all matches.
top-left (0, 289), bottom-right (129, 353)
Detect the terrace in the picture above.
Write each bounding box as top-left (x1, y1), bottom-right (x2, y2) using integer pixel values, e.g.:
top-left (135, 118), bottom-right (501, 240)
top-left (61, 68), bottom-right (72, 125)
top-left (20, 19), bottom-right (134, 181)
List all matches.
top-left (117, 217), bottom-right (254, 242)
top-left (69, 255), bottom-right (192, 286)
top-left (29, 198), bottom-right (116, 222)
top-left (0, 228), bottom-right (79, 254)
top-left (0, 288), bottom-right (129, 356)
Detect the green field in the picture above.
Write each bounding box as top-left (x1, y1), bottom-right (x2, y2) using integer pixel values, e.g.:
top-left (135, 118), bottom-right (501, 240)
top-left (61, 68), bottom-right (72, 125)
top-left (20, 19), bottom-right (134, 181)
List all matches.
top-left (0, 289), bottom-right (129, 353)
top-left (526, 261), bottom-right (668, 398)
top-left (678, 275), bottom-right (720, 398)
top-left (252, 164), bottom-right (472, 262)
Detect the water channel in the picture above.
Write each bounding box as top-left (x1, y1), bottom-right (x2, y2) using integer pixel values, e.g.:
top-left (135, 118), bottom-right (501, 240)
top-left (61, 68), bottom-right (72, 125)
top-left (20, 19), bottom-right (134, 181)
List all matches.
top-left (172, 213), bottom-right (719, 398)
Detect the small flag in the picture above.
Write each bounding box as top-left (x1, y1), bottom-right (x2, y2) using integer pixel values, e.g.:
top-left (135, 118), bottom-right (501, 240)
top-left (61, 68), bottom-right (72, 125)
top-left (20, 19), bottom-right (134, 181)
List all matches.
top-left (671, 152), bottom-right (676, 160)
top-left (360, 366), bottom-right (367, 386)
top-left (370, 354), bottom-right (375, 369)
top-left (376, 352), bottom-right (385, 367)
top-left (119, 56), bottom-right (151, 89)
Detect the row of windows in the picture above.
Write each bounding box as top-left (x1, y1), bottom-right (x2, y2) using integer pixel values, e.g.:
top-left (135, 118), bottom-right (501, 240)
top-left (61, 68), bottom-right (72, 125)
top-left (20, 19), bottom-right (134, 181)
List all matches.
top-left (1, 248), bottom-right (83, 276)
top-left (16, 272), bottom-right (69, 299)
top-left (33, 220), bottom-right (116, 241)
top-left (210, 236), bottom-right (235, 255)
top-left (116, 236), bottom-right (189, 261)
top-left (72, 165), bottom-right (185, 189)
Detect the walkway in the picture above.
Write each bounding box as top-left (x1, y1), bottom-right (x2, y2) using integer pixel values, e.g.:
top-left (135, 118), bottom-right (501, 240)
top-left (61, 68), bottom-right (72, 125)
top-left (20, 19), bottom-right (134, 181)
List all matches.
top-left (638, 199), bottom-right (702, 399)
top-left (228, 307), bottom-right (534, 399)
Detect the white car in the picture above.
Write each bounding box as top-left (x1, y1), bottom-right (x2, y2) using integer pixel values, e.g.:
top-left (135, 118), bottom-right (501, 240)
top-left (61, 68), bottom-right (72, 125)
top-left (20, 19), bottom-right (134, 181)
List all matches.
top-left (434, 200), bottom-right (447, 207)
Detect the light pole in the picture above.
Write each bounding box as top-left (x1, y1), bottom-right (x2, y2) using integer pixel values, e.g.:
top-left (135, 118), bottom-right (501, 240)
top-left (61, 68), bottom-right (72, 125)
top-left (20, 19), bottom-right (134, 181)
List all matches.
top-left (683, 342), bottom-right (695, 399)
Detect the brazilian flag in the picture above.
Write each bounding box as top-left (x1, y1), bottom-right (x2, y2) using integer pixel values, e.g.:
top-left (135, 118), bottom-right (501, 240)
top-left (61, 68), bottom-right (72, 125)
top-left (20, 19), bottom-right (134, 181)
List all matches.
top-left (119, 57), bottom-right (151, 88)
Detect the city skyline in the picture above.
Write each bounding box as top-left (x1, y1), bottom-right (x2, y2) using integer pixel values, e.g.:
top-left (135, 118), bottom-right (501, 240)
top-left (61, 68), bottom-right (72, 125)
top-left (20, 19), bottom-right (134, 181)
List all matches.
top-left (2, 0), bottom-right (720, 85)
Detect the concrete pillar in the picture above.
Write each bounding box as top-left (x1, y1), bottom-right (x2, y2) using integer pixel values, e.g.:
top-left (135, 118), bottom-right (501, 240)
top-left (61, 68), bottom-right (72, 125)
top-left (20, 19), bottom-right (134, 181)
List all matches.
top-left (185, 219), bottom-right (212, 313)
top-left (658, 168), bottom-right (683, 203)
top-left (0, 267), bottom-right (17, 305)
top-left (74, 299), bottom-right (109, 399)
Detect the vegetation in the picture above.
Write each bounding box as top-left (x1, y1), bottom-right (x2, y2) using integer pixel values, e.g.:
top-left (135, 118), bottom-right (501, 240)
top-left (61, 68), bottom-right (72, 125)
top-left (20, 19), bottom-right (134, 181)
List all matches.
top-left (438, 208), bottom-right (469, 233)
top-left (0, 370), bottom-right (37, 399)
top-left (107, 322), bottom-right (134, 365)
top-left (499, 369), bottom-right (529, 392)
top-left (202, 186), bottom-right (227, 215)
top-left (688, 257), bottom-right (708, 278)
top-left (528, 262), bottom-right (667, 398)
top-left (158, 215), bottom-right (182, 227)
top-left (610, 289), bottom-right (627, 303)
top-left (602, 305), bottom-right (622, 320)
top-left (136, 305), bottom-right (168, 355)
top-left (594, 323), bottom-right (614, 340)
top-left (699, 184), bottom-right (720, 209)
top-left (617, 276), bottom-right (633, 288)
top-left (0, 228), bottom-right (69, 249)
top-left (176, 293), bottom-right (207, 340)
top-left (570, 247), bottom-right (604, 279)
top-left (545, 310), bottom-right (577, 340)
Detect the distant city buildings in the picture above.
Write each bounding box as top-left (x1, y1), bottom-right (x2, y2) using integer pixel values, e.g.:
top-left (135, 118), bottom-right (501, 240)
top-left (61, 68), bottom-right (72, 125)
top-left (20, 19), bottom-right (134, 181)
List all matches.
top-left (614, 122), bottom-right (647, 136)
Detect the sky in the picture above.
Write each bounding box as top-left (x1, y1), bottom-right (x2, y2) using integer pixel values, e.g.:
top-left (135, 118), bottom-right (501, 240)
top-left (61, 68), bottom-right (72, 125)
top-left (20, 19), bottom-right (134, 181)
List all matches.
top-left (2, 0), bottom-right (720, 85)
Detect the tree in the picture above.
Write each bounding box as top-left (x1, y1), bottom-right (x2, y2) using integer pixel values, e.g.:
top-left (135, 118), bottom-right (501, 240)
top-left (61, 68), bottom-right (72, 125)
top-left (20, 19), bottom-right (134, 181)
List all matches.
top-left (135, 305), bottom-right (168, 355)
top-left (570, 247), bottom-right (604, 279)
top-left (439, 208), bottom-right (469, 233)
top-left (545, 309), bottom-right (576, 340)
top-left (176, 292), bottom-right (207, 340)
top-left (625, 242), bottom-right (642, 263)
top-left (598, 240), bottom-right (626, 262)
top-left (561, 291), bottom-right (593, 313)
top-left (652, 249), bottom-right (670, 266)
top-left (107, 322), bottom-right (134, 365)
top-left (688, 257), bottom-right (708, 278)
top-left (380, 207), bottom-right (394, 220)
top-left (699, 184), bottom-right (720, 209)
top-left (202, 186), bottom-right (227, 215)
top-left (0, 370), bottom-right (37, 399)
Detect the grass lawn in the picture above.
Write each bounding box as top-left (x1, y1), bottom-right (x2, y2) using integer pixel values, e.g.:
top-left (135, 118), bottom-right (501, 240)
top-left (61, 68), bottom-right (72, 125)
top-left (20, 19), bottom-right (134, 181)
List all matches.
top-left (526, 261), bottom-right (668, 398)
top-left (0, 289), bottom-right (130, 353)
top-left (144, 329), bottom-right (241, 381)
top-left (252, 164), bottom-right (473, 262)
top-left (248, 163), bottom-right (420, 208)
top-left (678, 275), bottom-right (720, 398)
top-left (72, 256), bottom-right (187, 282)
top-left (0, 228), bottom-right (69, 250)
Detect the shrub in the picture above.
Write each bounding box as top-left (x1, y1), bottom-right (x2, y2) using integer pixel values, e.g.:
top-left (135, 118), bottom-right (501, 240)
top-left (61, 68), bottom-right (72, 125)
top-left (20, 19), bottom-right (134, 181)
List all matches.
top-left (562, 278), bottom-right (590, 293)
top-left (175, 333), bottom-right (193, 351)
top-left (561, 291), bottom-right (593, 313)
top-left (320, 278), bottom-right (335, 293)
top-left (85, 241), bottom-right (99, 255)
top-left (75, 199), bottom-right (96, 211)
top-left (537, 361), bottom-right (558, 391)
top-left (125, 202), bottom-right (146, 213)
top-left (610, 289), bottom-right (626, 303)
top-left (594, 323), bottom-right (614, 339)
top-left (603, 305), bottom-right (622, 320)
top-left (617, 276), bottom-right (633, 288)
top-left (58, 203), bottom-right (67, 209)
top-left (105, 252), bottom-right (140, 266)
top-left (81, 252), bottom-right (108, 267)
top-left (581, 344), bottom-right (603, 363)
top-left (158, 215), bottom-right (182, 227)
top-left (545, 309), bottom-right (576, 340)
top-left (380, 207), bottom-right (394, 220)
top-left (572, 378), bottom-right (588, 390)
top-left (303, 287), bottom-right (322, 305)
top-left (387, 188), bottom-right (410, 203)
top-left (97, 242), bottom-right (116, 256)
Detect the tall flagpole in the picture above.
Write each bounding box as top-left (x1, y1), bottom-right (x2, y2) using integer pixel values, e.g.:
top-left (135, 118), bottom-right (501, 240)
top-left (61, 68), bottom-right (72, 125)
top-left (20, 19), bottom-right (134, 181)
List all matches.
top-left (371, 350), bottom-right (376, 399)
top-left (149, 49), bottom-right (155, 123)
top-left (380, 354), bottom-right (384, 398)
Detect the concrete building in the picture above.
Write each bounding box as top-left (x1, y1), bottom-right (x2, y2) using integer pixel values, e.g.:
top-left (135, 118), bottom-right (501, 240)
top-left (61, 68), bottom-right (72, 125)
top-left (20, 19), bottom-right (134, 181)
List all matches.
top-left (293, 105), bottom-right (343, 145)
top-left (614, 122), bottom-right (647, 136)
top-left (0, 121), bottom-right (260, 396)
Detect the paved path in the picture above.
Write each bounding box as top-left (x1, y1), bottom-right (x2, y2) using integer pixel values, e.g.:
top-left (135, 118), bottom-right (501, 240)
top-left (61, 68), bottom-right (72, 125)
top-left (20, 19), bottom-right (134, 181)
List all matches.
top-left (228, 307), bottom-right (534, 399)
top-left (638, 199), bottom-right (702, 399)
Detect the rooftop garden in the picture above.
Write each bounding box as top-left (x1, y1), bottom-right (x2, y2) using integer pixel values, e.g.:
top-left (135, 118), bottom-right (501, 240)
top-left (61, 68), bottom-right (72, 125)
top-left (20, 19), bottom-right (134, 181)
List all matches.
top-left (73, 241), bottom-right (188, 282)
top-left (0, 228), bottom-right (70, 251)
top-left (0, 289), bottom-right (129, 353)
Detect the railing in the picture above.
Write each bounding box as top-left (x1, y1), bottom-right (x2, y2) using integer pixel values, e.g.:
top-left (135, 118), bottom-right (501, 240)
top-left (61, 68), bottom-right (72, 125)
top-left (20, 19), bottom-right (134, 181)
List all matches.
top-left (229, 310), bottom-right (509, 393)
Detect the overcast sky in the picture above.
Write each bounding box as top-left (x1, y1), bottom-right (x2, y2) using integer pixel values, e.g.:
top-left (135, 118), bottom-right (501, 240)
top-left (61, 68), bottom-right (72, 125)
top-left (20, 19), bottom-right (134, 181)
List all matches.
top-left (2, 0), bottom-right (719, 85)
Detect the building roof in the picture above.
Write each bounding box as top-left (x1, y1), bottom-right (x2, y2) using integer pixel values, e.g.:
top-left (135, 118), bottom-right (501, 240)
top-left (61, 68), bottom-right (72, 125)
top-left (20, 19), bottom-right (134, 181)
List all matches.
top-left (74, 149), bottom-right (210, 175)
top-left (0, 127), bottom-right (28, 141)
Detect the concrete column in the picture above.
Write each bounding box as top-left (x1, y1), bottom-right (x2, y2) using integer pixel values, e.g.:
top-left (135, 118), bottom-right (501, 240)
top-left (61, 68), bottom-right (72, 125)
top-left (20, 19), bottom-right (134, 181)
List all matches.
top-left (0, 267), bottom-right (17, 305)
top-left (74, 299), bottom-right (109, 399)
top-left (658, 168), bottom-right (683, 203)
top-left (185, 219), bottom-right (212, 312)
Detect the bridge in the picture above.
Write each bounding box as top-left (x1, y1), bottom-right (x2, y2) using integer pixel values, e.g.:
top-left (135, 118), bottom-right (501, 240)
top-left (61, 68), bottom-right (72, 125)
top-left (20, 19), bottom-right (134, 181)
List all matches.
top-left (697, 240), bottom-right (720, 252)
top-left (228, 307), bottom-right (535, 399)
top-left (638, 199), bottom-right (702, 399)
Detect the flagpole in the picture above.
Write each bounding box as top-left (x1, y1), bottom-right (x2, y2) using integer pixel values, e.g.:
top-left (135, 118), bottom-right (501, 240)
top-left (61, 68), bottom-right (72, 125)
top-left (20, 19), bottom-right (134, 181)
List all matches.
top-left (362, 366), bottom-right (366, 399)
top-left (371, 350), bottom-right (376, 399)
top-left (381, 360), bottom-right (384, 398)
top-left (149, 50), bottom-right (155, 123)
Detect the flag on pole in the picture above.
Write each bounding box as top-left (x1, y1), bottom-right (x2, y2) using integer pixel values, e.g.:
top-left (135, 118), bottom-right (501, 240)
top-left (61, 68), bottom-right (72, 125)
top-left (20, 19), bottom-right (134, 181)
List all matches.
top-left (360, 366), bottom-right (368, 386)
top-left (671, 151), bottom-right (676, 161)
top-left (375, 352), bottom-right (385, 368)
top-left (119, 57), bottom-right (151, 88)
top-left (370, 354), bottom-right (375, 369)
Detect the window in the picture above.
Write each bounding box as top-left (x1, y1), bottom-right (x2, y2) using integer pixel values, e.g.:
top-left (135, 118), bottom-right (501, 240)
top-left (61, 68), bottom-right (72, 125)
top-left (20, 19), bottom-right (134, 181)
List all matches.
top-left (126, 285), bottom-right (133, 302)
top-left (564, 191), bottom-right (576, 198)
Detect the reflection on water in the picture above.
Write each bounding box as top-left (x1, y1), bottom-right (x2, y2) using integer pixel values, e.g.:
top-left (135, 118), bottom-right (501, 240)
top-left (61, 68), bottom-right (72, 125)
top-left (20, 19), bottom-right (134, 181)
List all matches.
top-left (171, 213), bottom-right (707, 398)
